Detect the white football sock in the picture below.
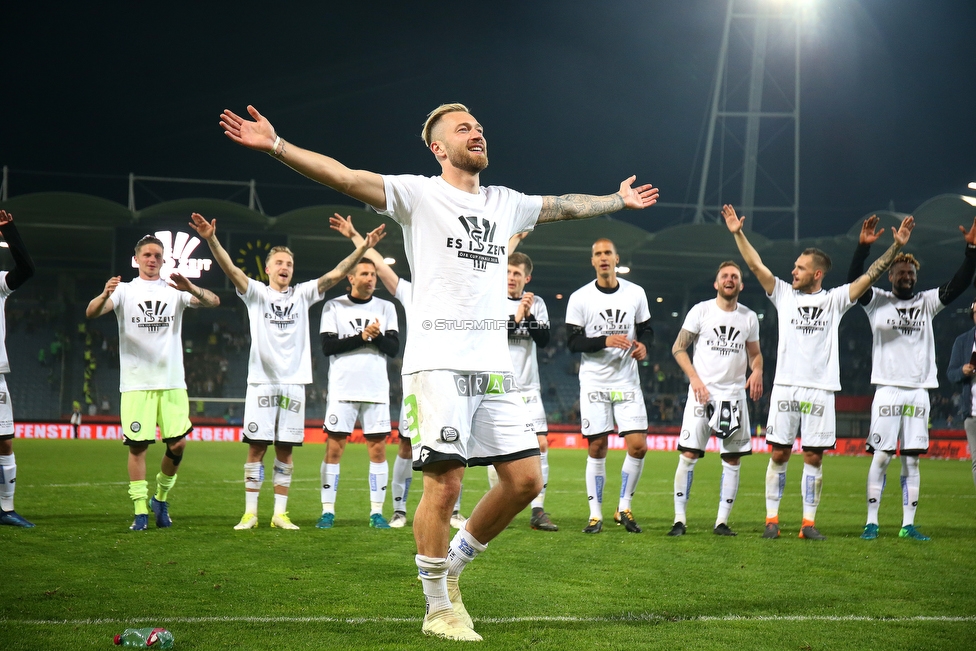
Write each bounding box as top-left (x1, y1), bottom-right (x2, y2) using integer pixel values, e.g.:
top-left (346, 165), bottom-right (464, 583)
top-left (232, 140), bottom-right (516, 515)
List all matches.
top-left (321, 462), bottom-right (339, 513)
top-left (673, 454), bottom-right (697, 524)
top-left (0, 454), bottom-right (16, 511)
top-left (801, 463), bottom-right (823, 523)
top-left (447, 524), bottom-right (488, 579)
top-left (585, 457), bottom-right (606, 521)
top-left (391, 455), bottom-right (413, 513)
top-left (368, 461), bottom-right (388, 514)
top-left (866, 451), bottom-right (892, 526)
top-left (416, 555), bottom-right (451, 614)
top-left (531, 452), bottom-right (549, 510)
top-left (765, 459), bottom-right (788, 520)
top-left (715, 459), bottom-right (740, 527)
top-left (901, 455), bottom-right (920, 527)
top-left (617, 454), bottom-right (644, 511)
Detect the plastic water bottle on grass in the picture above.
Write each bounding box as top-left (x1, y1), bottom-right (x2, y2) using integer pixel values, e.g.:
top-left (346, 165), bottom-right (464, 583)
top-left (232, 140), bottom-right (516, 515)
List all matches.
top-left (113, 627), bottom-right (175, 648)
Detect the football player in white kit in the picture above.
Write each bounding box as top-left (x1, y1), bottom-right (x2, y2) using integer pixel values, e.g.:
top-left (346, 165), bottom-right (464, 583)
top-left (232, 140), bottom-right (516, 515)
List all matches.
top-left (847, 214), bottom-right (976, 541)
top-left (318, 256), bottom-right (400, 530)
top-left (566, 239), bottom-right (654, 535)
top-left (218, 103), bottom-right (658, 641)
top-left (669, 261), bottom-right (763, 537)
top-left (0, 211), bottom-right (36, 528)
top-left (87, 233), bottom-right (220, 531)
top-left (486, 250), bottom-right (558, 531)
top-left (722, 204), bottom-right (914, 540)
top-left (188, 213), bottom-right (384, 531)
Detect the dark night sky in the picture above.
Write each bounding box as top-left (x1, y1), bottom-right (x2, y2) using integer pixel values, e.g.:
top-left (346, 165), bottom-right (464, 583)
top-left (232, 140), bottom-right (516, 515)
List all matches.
top-left (4, 0), bottom-right (974, 238)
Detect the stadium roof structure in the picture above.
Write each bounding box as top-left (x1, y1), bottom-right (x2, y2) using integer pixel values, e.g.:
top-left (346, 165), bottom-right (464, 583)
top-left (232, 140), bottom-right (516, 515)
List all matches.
top-left (1, 192), bottom-right (974, 306)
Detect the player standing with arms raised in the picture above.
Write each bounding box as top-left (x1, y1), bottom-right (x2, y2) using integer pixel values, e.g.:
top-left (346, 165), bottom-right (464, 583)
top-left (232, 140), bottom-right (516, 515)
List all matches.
top-left (189, 212), bottom-right (383, 530)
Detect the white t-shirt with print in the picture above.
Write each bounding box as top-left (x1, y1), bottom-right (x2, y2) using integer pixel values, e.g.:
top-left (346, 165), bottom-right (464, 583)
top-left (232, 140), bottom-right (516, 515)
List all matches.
top-left (566, 278), bottom-right (651, 387)
top-left (239, 278), bottom-right (324, 385)
top-left (681, 298), bottom-right (759, 395)
top-left (377, 174), bottom-right (542, 375)
top-left (112, 277), bottom-right (194, 392)
top-left (768, 277), bottom-right (854, 391)
top-left (320, 294), bottom-right (399, 403)
top-left (862, 287), bottom-right (943, 389)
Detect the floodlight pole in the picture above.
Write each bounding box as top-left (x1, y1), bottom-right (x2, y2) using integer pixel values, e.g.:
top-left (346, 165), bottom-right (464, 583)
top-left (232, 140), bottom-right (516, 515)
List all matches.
top-left (694, 0), bottom-right (801, 243)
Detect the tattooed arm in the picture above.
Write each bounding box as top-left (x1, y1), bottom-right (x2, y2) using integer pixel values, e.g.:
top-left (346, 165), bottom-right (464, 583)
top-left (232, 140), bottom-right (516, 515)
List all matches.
top-left (537, 176), bottom-right (658, 223)
top-left (849, 216), bottom-right (915, 302)
top-left (672, 328), bottom-right (708, 404)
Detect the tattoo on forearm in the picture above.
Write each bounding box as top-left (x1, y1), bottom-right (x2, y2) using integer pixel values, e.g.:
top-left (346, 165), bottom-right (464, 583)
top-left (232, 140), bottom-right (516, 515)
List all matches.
top-left (672, 329), bottom-right (695, 357)
top-left (540, 193), bottom-right (625, 223)
top-left (865, 242), bottom-right (902, 281)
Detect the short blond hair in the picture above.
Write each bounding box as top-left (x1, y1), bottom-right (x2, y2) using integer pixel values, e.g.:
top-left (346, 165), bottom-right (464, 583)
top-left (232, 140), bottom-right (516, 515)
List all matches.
top-left (716, 260), bottom-right (742, 278)
top-left (891, 252), bottom-right (921, 271)
top-left (265, 245), bottom-right (294, 267)
top-left (422, 103), bottom-right (470, 147)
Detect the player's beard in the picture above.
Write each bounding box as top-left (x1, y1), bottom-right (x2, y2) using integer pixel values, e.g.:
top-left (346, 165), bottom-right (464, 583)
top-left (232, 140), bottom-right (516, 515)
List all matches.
top-left (446, 142), bottom-right (488, 174)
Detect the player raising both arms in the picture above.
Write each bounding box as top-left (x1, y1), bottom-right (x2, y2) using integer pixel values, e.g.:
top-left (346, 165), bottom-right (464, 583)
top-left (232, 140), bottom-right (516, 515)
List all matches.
top-left (847, 214), bottom-right (976, 541)
top-left (189, 212), bottom-right (384, 531)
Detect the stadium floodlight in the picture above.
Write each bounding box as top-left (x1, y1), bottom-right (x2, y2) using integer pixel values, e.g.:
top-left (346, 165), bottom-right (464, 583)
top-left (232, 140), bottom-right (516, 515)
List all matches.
top-left (656, 297), bottom-right (664, 303)
top-left (383, 257), bottom-right (396, 265)
top-left (615, 265), bottom-right (630, 274)
top-left (963, 196), bottom-right (976, 207)
top-left (968, 182), bottom-right (976, 190)
top-left (0, 242), bottom-right (7, 248)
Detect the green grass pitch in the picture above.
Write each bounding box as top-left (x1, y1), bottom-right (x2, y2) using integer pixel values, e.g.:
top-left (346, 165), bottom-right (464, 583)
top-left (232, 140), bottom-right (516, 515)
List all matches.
top-left (3, 440), bottom-right (975, 649)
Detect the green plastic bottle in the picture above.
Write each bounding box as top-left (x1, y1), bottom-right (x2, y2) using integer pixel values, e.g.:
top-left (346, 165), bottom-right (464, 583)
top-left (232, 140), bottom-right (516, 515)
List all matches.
top-left (113, 627), bottom-right (175, 648)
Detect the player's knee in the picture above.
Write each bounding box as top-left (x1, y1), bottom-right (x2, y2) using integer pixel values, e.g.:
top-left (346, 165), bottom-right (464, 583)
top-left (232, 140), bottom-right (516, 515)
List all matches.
top-left (164, 443), bottom-right (184, 466)
top-left (273, 459), bottom-right (294, 488)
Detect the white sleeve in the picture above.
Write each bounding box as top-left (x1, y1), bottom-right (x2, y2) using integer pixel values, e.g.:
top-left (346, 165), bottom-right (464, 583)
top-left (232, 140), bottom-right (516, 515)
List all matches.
top-left (110, 282), bottom-right (127, 314)
top-left (510, 191), bottom-right (543, 236)
top-left (747, 310), bottom-right (760, 342)
top-left (377, 175), bottom-right (427, 226)
top-left (319, 300), bottom-right (338, 335)
top-left (680, 304), bottom-right (702, 335)
top-left (534, 296), bottom-right (550, 327)
top-left (565, 293), bottom-right (585, 327)
top-left (385, 301), bottom-right (399, 332)
top-left (636, 287), bottom-right (652, 322)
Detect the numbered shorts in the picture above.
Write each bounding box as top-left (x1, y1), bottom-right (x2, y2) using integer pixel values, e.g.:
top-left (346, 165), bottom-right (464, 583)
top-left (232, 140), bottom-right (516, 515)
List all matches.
top-left (242, 383), bottom-right (306, 446)
top-left (0, 375), bottom-right (13, 438)
top-left (765, 385), bottom-right (836, 450)
top-left (867, 386), bottom-right (930, 454)
top-left (677, 387), bottom-right (752, 457)
top-left (579, 385), bottom-right (648, 437)
top-left (324, 397), bottom-right (391, 437)
top-left (120, 389), bottom-right (192, 445)
top-left (521, 389), bottom-right (549, 435)
top-left (401, 370), bottom-right (538, 470)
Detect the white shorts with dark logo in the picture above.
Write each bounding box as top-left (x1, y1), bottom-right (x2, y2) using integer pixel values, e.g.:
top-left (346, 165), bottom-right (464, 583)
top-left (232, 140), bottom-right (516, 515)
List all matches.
top-left (401, 370), bottom-right (537, 470)
top-left (765, 384), bottom-right (836, 449)
top-left (520, 389), bottom-right (548, 435)
top-left (324, 398), bottom-right (391, 436)
top-left (242, 383), bottom-right (306, 446)
top-left (0, 375), bottom-right (14, 438)
top-left (678, 386), bottom-right (752, 457)
top-left (579, 385), bottom-right (648, 437)
top-left (867, 386), bottom-right (929, 454)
